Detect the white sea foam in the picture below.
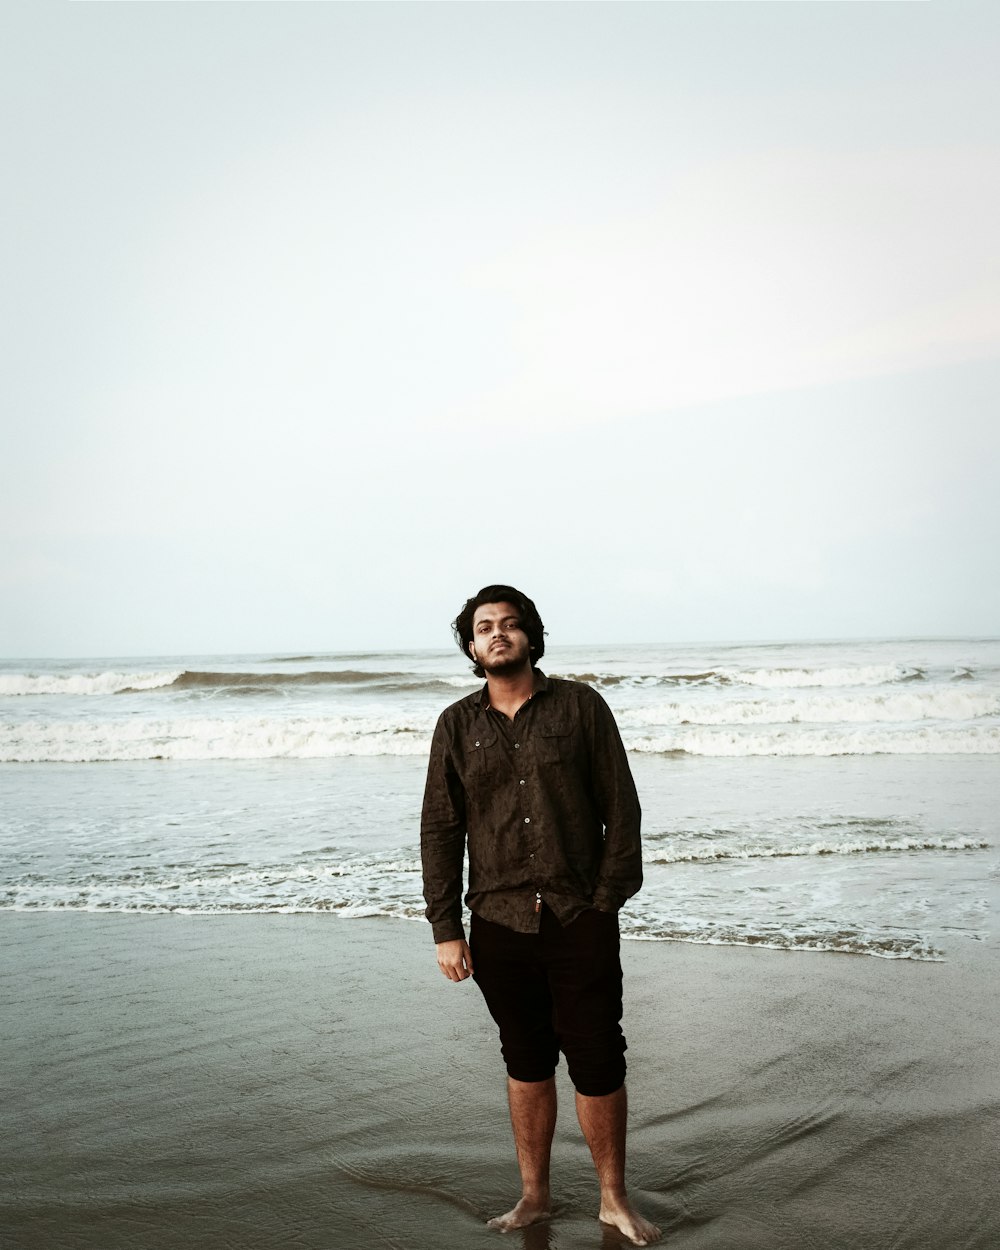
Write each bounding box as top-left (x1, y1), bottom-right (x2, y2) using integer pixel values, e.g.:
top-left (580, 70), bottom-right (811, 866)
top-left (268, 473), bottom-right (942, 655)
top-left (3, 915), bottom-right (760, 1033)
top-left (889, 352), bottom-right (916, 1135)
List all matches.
top-left (0, 671), bottom-right (183, 696)
top-left (633, 688), bottom-right (1000, 727)
top-left (717, 664), bottom-right (920, 688)
top-left (1, 883), bottom-right (946, 959)
top-left (622, 923), bottom-right (944, 961)
top-left (0, 715), bottom-right (435, 762)
top-left (643, 836), bottom-right (991, 863)
top-left (0, 856), bottom-right (949, 962)
top-left (4, 715), bottom-right (999, 761)
top-left (2, 851), bottom-right (427, 920)
top-left (629, 725), bottom-right (1000, 756)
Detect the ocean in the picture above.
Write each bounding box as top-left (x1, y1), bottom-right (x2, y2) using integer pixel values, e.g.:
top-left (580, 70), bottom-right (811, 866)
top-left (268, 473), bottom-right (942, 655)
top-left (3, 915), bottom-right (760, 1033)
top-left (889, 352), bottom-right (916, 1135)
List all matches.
top-left (2, 637), bottom-right (997, 964)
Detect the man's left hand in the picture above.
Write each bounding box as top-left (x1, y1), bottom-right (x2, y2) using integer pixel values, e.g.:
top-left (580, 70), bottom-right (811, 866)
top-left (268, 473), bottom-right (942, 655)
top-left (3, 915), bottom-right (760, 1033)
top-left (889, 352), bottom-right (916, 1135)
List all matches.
top-left (436, 939), bottom-right (474, 982)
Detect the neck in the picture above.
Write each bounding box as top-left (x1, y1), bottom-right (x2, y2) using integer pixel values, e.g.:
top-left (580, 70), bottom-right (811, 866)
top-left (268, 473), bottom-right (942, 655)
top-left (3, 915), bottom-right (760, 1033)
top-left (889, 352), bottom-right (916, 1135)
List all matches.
top-left (485, 664), bottom-right (537, 719)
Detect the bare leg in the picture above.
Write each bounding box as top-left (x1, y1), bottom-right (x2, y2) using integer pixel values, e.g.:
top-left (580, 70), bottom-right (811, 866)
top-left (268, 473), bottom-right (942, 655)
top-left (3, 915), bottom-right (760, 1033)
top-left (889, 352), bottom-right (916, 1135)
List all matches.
top-left (487, 1076), bottom-right (556, 1232)
top-left (575, 1085), bottom-right (662, 1246)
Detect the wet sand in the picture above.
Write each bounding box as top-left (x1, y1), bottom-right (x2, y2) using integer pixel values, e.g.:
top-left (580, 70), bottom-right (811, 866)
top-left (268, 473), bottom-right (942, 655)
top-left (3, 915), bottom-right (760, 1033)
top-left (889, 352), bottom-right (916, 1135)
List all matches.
top-left (2, 914), bottom-right (998, 1249)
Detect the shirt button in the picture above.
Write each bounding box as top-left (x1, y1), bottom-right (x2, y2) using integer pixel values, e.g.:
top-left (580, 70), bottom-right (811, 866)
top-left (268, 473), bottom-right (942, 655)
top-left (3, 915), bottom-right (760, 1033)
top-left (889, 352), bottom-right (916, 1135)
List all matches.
top-left (514, 742), bottom-right (519, 749)
top-left (474, 740), bottom-right (480, 747)
top-left (524, 817), bottom-right (531, 824)
top-left (529, 853), bottom-right (535, 859)
top-left (519, 779), bottom-right (526, 786)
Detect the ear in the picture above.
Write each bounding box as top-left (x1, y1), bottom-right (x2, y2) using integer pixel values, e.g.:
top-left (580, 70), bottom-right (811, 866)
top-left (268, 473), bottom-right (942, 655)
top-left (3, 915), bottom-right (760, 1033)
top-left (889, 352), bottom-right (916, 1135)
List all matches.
top-left (468, 640), bottom-right (476, 659)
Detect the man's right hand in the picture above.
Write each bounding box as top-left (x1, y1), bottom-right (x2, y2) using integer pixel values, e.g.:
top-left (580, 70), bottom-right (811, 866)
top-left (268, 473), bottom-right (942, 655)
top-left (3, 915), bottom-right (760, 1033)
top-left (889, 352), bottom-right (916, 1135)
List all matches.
top-left (436, 938), bottom-right (474, 982)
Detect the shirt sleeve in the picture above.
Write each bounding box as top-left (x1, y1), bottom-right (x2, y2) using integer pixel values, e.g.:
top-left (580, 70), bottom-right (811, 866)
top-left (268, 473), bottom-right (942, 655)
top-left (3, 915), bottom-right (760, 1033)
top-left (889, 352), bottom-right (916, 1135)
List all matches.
top-left (587, 692), bottom-right (643, 913)
top-left (420, 713), bottom-right (468, 943)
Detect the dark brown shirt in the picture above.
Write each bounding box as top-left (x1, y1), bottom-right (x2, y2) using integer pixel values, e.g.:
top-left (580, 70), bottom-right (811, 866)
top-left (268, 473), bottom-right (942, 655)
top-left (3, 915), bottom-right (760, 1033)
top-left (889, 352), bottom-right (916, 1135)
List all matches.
top-left (420, 671), bottom-right (642, 943)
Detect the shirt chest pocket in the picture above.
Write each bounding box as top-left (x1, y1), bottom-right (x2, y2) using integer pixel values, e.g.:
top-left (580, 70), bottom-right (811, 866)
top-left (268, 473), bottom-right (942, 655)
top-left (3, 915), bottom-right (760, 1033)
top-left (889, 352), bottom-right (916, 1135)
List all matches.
top-left (465, 728), bottom-right (500, 787)
top-left (535, 721), bottom-right (575, 766)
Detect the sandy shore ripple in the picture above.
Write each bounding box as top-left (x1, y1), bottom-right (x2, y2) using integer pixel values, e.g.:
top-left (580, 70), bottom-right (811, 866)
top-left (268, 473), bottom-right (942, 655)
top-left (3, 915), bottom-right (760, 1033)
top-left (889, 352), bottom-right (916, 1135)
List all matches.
top-left (2, 914), bottom-right (998, 1249)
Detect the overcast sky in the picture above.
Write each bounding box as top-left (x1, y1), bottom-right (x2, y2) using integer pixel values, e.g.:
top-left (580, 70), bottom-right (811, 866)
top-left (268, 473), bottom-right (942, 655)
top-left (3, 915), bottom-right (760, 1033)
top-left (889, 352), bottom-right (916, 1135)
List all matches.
top-left (2, 2), bottom-right (998, 657)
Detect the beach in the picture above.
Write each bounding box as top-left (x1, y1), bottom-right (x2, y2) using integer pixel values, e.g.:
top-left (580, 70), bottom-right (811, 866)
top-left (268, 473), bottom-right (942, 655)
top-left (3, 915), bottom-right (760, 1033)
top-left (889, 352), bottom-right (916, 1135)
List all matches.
top-left (2, 639), bottom-right (998, 1246)
top-left (3, 912), bottom-right (997, 1250)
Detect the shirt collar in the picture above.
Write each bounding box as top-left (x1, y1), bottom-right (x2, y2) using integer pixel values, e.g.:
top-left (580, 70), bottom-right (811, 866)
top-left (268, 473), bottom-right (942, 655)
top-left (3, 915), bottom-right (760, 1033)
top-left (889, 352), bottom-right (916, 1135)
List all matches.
top-left (475, 668), bottom-right (550, 711)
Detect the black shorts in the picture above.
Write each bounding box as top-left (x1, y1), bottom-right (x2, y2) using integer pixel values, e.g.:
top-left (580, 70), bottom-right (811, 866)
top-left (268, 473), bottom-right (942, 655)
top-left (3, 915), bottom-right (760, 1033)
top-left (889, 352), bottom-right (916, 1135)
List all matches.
top-left (469, 904), bottom-right (627, 1098)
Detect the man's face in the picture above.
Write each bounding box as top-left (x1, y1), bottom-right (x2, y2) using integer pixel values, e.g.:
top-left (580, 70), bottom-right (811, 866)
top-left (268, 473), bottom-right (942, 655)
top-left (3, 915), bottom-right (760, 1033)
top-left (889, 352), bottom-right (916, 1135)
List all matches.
top-left (469, 602), bottom-right (532, 676)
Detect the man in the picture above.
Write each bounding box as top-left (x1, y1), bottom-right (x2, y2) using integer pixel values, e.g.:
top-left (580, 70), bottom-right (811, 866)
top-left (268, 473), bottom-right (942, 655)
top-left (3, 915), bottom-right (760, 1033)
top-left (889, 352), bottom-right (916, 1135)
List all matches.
top-left (420, 584), bottom-right (661, 1246)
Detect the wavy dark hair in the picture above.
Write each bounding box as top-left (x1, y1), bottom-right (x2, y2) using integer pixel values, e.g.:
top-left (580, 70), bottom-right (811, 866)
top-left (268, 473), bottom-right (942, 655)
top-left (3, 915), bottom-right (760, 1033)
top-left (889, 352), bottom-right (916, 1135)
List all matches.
top-left (453, 585), bottom-right (546, 679)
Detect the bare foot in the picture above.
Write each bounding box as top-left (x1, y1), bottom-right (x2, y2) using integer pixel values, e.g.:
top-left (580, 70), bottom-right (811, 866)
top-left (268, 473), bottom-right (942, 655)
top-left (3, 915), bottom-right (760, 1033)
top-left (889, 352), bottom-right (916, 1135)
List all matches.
top-left (598, 1196), bottom-right (662, 1246)
top-left (487, 1195), bottom-right (552, 1232)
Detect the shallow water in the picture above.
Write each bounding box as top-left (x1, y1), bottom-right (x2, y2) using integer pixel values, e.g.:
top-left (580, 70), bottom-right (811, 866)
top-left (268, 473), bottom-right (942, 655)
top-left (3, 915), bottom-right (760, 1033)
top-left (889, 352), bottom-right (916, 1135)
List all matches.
top-left (1, 639), bottom-right (997, 960)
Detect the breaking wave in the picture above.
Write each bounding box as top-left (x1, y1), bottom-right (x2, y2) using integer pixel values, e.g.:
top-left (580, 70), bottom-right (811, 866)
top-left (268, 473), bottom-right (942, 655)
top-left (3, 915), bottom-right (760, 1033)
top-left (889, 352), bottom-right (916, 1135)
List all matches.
top-left (3, 661), bottom-right (965, 699)
top-left (557, 664), bottom-right (930, 689)
top-left (718, 664), bottom-right (926, 688)
top-left (0, 669), bottom-right (476, 698)
top-left (634, 688), bottom-right (1000, 726)
top-left (0, 671), bottom-right (184, 696)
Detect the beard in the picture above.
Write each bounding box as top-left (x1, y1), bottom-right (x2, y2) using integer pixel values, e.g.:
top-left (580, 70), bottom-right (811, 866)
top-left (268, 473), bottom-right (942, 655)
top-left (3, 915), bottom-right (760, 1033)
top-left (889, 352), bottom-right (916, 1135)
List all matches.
top-left (474, 640), bottom-right (530, 676)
